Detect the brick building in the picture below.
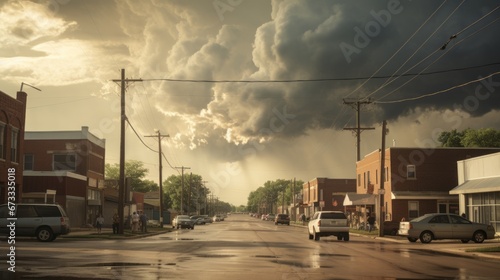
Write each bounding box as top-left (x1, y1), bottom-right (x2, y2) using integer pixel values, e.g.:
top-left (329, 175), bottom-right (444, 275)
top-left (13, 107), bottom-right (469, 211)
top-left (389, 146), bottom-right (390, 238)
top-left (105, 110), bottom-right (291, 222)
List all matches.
top-left (356, 147), bottom-right (500, 224)
top-left (22, 126), bottom-right (106, 227)
top-left (302, 177), bottom-right (356, 217)
top-left (0, 90), bottom-right (27, 204)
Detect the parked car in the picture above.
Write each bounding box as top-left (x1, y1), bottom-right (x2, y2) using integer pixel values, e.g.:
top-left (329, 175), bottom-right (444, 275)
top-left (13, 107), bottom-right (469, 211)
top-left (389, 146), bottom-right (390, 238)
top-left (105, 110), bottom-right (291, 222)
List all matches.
top-left (213, 214), bottom-right (223, 222)
top-left (172, 215), bottom-right (195, 229)
top-left (398, 213), bottom-right (496, 244)
top-left (308, 211), bottom-right (349, 241)
top-left (274, 214), bottom-right (290, 225)
top-left (383, 220), bottom-right (401, 236)
top-left (266, 214), bottom-right (276, 221)
top-left (190, 215), bottom-right (205, 225)
top-left (0, 203), bottom-right (70, 242)
top-left (201, 215), bottom-right (212, 224)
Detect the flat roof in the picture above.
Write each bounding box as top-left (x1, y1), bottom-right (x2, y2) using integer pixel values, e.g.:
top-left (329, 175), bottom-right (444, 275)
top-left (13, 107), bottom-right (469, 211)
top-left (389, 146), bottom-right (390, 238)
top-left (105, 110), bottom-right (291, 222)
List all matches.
top-left (25, 126), bottom-right (105, 148)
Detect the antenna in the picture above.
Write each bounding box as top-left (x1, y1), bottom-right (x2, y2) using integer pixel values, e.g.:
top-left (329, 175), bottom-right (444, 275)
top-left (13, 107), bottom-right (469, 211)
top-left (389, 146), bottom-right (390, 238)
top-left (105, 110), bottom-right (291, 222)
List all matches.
top-left (20, 82), bottom-right (42, 92)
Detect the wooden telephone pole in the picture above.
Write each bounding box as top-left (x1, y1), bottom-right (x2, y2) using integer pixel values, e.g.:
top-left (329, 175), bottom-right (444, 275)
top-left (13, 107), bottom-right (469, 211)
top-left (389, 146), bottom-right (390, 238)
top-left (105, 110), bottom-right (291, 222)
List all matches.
top-left (343, 98), bottom-right (375, 161)
top-left (145, 131), bottom-right (169, 227)
top-left (112, 69), bottom-right (142, 234)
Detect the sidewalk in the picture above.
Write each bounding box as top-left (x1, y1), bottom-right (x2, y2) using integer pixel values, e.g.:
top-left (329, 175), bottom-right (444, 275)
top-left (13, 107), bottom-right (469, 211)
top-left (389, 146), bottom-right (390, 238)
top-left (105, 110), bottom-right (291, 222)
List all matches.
top-left (63, 226), bottom-right (172, 239)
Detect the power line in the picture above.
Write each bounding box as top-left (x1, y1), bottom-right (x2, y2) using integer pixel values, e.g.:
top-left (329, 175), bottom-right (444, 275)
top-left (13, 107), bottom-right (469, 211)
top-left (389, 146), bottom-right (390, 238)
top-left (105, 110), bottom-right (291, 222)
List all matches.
top-left (375, 16), bottom-right (500, 102)
top-left (137, 62), bottom-right (500, 84)
top-left (361, 0), bottom-right (465, 102)
top-left (125, 118), bottom-right (158, 153)
top-left (375, 71), bottom-right (500, 104)
top-left (344, 0), bottom-right (449, 99)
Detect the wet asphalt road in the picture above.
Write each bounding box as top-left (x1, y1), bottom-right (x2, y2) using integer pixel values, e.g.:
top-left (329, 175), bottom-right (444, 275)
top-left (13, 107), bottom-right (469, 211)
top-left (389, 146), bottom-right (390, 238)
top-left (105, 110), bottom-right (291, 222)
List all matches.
top-left (1, 215), bottom-right (499, 280)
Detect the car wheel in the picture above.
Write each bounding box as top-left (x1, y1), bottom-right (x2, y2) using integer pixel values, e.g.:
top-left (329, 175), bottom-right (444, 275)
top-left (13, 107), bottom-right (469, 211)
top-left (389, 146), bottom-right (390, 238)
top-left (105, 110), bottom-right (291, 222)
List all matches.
top-left (472, 231), bottom-right (486, 243)
top-left (344, 233), bottom-right (349, 241)
top-left (308, 231), bottom-right (313, 240)
top-left (407, 237), bottom-right (418, 242)
top-left (275, 222), bottom-right (278, 225)
top-left (191, 226), bottom-right (195, 230)
top-left (461, 239), bottom-right (470, 243)
top-left (419, 231), bottom-right (433, 243)
top-left (36, 227), bottom-right (54, 242)
top-left (313, 229), bottom-right (320, 241)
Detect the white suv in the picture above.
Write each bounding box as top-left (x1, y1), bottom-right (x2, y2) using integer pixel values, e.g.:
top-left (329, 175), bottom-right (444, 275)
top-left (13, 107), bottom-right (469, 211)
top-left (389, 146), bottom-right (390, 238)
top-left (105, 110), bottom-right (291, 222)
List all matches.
top-left (308, 211), bottom-right (349, 241)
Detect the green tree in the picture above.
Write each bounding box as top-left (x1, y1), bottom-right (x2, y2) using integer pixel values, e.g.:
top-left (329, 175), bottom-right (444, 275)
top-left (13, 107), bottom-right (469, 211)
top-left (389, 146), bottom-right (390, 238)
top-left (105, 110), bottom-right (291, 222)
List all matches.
top-left (163, 173), bottom-right (210, 214)
top-left (461, 128), bottom-right (500, 147)
top-left (247, 179), bottom-right (304, 214)
top-left (105, 160), bottom-right (159, 192)
top-left (438, 129), bottom-right (464, 147)
top-left (438, 128), bottom-right (500, 148)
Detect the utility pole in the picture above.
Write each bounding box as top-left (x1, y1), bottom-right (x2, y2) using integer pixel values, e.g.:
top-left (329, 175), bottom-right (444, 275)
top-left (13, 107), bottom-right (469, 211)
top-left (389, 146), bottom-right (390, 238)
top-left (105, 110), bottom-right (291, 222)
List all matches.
top-left (145, 130), bottom-right (169, 227)
top-left (343, 98), bottom-right (375, 161)
top-left (379, 120), bottom-right (388, 237)
top-left (112, 69), bottom-right (142, 234)
top-left (175, 166), bottom-right (191, 214)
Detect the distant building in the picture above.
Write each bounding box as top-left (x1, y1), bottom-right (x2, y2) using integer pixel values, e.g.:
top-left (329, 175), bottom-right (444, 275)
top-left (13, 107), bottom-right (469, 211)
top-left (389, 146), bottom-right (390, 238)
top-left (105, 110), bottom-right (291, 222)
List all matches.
top-left (451, 152), bottom-right (500, 233)
top-left (0, 90), bottom-right (27, 204)
top-left (356, 147), bottom-right (500, 224)
top-left (22, 126), bottom-right (106, 227)
top-left (302, 177), bottom-right (356, 217)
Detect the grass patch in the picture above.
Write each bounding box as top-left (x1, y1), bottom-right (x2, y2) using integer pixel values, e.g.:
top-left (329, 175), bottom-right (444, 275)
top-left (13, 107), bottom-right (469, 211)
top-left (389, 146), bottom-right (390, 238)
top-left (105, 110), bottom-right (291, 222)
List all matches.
top-left (465, 246), bottom-right (500, 253)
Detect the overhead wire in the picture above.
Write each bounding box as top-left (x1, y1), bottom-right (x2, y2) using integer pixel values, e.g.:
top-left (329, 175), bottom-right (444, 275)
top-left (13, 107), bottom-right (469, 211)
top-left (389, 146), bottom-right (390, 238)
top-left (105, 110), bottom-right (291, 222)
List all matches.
top-left (361, 0), bottom-right (466, 102)
top-left (375, 16), bottom-right (500, 102)
top-left (343, 0), bottom-right (449, 100)
top-left (375, 71), bottom-right (500, 104)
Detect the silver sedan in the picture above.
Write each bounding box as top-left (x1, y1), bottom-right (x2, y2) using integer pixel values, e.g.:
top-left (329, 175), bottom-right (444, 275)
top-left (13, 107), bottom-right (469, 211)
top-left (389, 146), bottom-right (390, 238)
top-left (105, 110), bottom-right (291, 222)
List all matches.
top-left (400, 213), bottom-right (496, 244)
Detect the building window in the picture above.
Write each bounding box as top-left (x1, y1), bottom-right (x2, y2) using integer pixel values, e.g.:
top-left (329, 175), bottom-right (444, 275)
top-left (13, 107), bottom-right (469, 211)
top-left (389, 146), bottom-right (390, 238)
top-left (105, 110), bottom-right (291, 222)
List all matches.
top-left (0, 123), bottom-right (5, 159)
top-left (408, 201), bottom-right (419, 219)
top-left (407, 165), bottom-right (416, 179)
top-left (87, 188), bottom-right (101, 200)
top-left (385, 167), bottom-right (389, 182)
top-left (357, 174), bottom-right (361, 186)
top-left (53, 153), bottom-right (77, 171)
top-left (24, 154), bottom-right (34, 170)
top-left (376, 170), bottom-right (378, 184)
top-left (11, 128), bottom-right (19, 163)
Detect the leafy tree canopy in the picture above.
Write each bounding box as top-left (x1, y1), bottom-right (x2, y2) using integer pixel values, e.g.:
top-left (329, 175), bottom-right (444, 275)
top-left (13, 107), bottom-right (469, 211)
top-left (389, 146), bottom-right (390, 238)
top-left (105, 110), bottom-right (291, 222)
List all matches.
top-left (105, 160), bottom-right (159, 192)
top-left (438, 128), bottom-right (500, 148)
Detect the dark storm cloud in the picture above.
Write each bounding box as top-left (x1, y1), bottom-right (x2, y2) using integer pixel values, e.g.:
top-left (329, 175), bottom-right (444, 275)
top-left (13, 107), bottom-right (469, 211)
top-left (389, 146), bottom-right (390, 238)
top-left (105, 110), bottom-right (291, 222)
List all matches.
top-left (220, 0), bottom-right (500, 139)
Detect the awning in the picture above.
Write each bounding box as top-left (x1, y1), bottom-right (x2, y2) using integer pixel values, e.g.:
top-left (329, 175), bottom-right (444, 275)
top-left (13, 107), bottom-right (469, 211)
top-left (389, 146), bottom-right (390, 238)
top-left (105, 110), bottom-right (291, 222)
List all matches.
top-left (343, 193), bottom-right (375, 206)
top-left (391, 191), bottom-right (456, 200)
top-left (450, 177), bottom-right (500, 195)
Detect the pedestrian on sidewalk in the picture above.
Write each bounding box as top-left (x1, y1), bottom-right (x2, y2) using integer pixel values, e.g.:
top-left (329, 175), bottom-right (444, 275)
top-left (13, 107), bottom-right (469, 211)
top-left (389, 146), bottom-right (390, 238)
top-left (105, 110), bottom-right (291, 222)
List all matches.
top-left (95, 214), bottom-right (105, 234)
top-left (112, 212), bottom-right (119, 234)
top-left (367, 214), bottom-right (376, 232)
top-left (140, 211), bottom-right (149, 233)
top-left (132, 211), bottom-right (140, 233)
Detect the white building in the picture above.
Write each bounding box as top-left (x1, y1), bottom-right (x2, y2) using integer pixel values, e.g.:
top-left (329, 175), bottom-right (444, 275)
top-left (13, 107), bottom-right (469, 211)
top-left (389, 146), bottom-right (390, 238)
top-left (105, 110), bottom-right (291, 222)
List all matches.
top-left (450, 152), bottom-right (500, 233)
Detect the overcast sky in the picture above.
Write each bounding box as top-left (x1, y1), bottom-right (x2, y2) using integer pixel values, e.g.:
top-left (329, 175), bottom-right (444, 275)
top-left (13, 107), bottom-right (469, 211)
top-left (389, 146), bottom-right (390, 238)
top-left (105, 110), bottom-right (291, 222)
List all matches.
top-left (1, 0), bottom-right (499, 205)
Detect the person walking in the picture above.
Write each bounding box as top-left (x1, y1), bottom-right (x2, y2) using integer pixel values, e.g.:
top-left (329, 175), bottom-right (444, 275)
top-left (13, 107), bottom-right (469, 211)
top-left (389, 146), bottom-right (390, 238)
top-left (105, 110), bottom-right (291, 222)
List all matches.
top-left (95, 214), bottom-right (105, 234)
top-left (132, 211), bottom-right (140, 233)
top-left (140, 212), bottom-right (149, 233)
top-left (367, 214), bottom-right (376, 232)
top-left (112, 212), bottom-right (120, 234)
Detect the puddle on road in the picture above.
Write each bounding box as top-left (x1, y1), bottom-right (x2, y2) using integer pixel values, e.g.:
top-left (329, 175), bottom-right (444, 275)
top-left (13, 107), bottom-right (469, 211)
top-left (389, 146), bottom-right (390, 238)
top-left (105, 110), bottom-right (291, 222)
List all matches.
top-left (77, 262), bottom-right (177, 267)
top-left (254, 255), bottom-right (279, 259)
top-left (270, 259), bottom-right (333, 269)
top-left (195, 254), bottom-right (235, 258)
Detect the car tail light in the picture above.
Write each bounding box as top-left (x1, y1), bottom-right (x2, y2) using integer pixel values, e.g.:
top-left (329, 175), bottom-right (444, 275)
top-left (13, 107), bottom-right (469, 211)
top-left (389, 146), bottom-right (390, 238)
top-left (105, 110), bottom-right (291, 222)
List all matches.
top-left (60, 217), bottom-right (67, 225)
top-left (318, 220), bottom-right (321, 226)
top-left (409, 223), bottom-right (413, 229)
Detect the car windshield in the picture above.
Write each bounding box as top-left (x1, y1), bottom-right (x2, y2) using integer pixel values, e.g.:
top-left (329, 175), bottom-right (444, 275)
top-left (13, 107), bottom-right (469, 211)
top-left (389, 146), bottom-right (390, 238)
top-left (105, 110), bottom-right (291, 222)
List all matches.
top-left (177, 215), bottom-right (190, 219)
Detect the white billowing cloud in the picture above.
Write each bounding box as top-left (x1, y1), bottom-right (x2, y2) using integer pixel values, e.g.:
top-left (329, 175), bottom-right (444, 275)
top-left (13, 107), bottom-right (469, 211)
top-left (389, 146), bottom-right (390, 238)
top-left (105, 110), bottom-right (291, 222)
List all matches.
top-left (0, 1), bottom-right (76, 47)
